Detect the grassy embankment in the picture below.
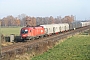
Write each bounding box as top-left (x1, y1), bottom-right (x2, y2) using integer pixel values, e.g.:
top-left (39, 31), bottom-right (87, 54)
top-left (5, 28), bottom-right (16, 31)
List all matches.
top-left (32, 35), bottom-right (90, 60)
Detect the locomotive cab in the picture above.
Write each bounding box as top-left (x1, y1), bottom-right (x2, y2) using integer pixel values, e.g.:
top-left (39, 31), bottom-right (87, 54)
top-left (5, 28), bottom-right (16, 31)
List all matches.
top-left (20, 28), bottom-right (32, 40)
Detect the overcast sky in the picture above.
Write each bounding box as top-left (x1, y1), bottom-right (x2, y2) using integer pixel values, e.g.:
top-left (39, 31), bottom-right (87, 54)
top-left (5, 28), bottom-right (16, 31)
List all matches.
top-left (0, 0), bottom-right (90, 20)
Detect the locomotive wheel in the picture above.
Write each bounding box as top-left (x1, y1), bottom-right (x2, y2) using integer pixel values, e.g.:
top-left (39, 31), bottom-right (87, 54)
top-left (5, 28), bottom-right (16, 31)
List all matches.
top-left (32, 38), bottom-right (35, 40)
top-left (41, 36), bottom-right (43, 38)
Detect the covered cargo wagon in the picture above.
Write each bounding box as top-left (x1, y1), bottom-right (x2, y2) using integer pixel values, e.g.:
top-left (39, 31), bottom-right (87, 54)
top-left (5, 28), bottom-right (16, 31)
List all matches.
top-left (40, 24), bottom-right (53, 35)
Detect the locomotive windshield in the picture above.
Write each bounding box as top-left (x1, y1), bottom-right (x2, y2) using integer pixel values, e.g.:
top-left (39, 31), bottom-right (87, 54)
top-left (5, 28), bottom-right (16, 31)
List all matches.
top-left (21, 29), bottom-right (28, 34)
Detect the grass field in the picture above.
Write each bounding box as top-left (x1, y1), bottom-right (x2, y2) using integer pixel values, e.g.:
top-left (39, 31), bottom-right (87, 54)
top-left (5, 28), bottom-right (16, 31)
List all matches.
top-left (32, 35), bottom-right (90, 60)
top-left (1, 27), bottom-right (22, 36)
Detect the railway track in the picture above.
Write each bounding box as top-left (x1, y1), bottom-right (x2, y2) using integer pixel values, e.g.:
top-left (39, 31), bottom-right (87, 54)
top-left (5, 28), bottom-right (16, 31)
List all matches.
top-left (1, 25), bottom-right (90, 60)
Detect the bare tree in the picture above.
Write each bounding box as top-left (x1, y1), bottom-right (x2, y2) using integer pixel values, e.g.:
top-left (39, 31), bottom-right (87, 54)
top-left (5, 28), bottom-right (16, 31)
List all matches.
top-left (61, 15), bottom-right (74, 23)
top-left (0, 14), bottom-right (75, 27)
top-left (18, 14), bottom-right (26, 26)
top-left (1, 17), bottom-right (8, 26)
top-left (15, 18), bottom-right (21, 26)
top-left (49, 16), bottom-right (55, 24)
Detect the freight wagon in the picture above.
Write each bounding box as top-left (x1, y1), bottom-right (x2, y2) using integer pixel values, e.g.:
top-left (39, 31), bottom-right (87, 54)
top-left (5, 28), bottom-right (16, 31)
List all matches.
top-left (40, 24), bottom-right (53, 35)
top-left (40, 23), bottom-right (69, 35)
top-left (81, 22), bottom-right (90, 27)
top-left (69, 21), bottom-right (82, 30)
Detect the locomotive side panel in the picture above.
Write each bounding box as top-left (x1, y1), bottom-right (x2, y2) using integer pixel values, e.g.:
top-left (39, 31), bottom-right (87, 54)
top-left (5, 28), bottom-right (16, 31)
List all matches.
top-left (34, 27), bottom-right (45, 36)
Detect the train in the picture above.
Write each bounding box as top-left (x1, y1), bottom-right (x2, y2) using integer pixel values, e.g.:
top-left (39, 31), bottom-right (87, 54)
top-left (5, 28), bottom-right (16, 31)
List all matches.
top-left (20, 21), bottom-right (90, 40)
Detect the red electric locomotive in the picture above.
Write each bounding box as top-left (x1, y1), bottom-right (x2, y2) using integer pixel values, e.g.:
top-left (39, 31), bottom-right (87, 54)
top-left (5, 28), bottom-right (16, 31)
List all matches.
top-left (20, 26), bottom-right (45, 40)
